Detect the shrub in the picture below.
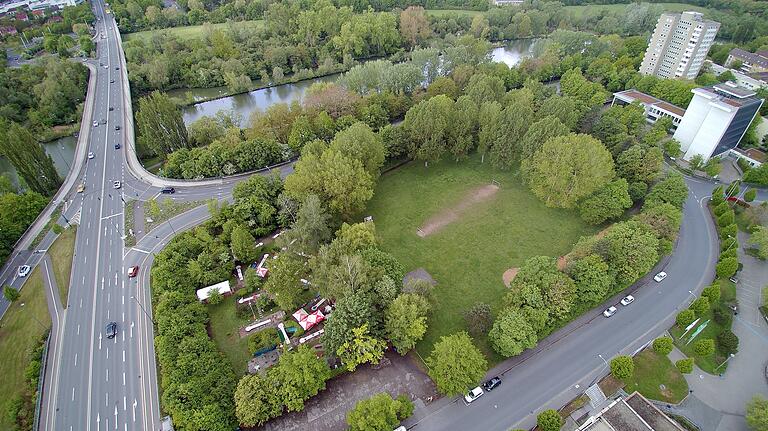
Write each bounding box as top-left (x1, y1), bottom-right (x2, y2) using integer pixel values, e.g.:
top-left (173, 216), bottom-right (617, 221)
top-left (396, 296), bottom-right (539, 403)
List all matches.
top-left (745, 188), bottom-right (757, 202)
top-left (713, 201), bottom-right (730, 217)
top-left (207, 289), bottom-right (224, 305)
top-left (248, 327), bottom-right (280, 354)
top-left (701, 284), bottom-right (721, 305)
top-left (719, 247), bottom-right (738, 261)
top-left (717, 329), bottom-right (739, 355)
top-left (537, 409), bottom-right (564, 431)
top-left (676, 358), bottom-right (694, 374)
top-left (720, 224), bottom-right (738, 240)
top-left (713, 307), bottom-right (733, 328)
top-left (690, 297), bottom-right (710, 317)
top-left (694, 338), bottom-right (715, 357)
top-left (610, 355), bottom-right (634, 379)
top-left (717, 211), bottom-right (735, 227)
top-left (52, 223), bottom-right (64, 234)
top-left (721, 236), bottom-right (738, 252)
top-left (711, 185), bottom-right (725, 206)
top-left (653, 337), bottom-right (674, 355)
top-left (676, 309), bottom-right (695, 328)
top-left (716, 257), bottom-right (739, 278)
top-left (464, 303), bottom-right (493, 337)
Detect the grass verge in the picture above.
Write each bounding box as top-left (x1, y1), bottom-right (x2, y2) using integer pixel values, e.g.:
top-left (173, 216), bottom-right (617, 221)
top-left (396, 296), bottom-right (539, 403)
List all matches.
top-left (124, 20), bottom-right (264, 43)
top-left (670, 307), bottom-right (728, 374)
top-left (29, 203), bottom-right (62, 250)
top-left (0, 267), bottom-right (52, 430)
top-left (144, 198), bottom-right (204, 233)
top-left (207, 295), bottom-right (253, 377)
top-left (49, 226), bottom-right (77, 308)
top-left (622, 349), bottom-right (688, 404)
top-left (367, 157), bottom-right (596, 362)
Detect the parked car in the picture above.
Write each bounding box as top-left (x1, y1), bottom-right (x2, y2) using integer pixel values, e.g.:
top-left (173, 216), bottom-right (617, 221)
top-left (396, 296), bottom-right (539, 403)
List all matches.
top-left (110, 79), bottom-right (115, 83)
top-left (160, 187), bottom-right (175, 194)
top-left (105, 321), bottom-right (118, 339)
top-left (108, 106), bottom-right (114, 111)
top-left (17, 265), bottom-right (30, 277)
top-left (620, 295), bottom-right (635, 306)
top-left (653, 271), bottom-right (667, 282)
top-left (88, 152), bottom-right (95, 159)
top-left (128, 265), bottom-right (139, 277)
top-left (603, 306), bottom-right (617, 318)
top-left (464, 387), bottom-right (484, 404)
top-left (483, 376), bottom-right (502, 392)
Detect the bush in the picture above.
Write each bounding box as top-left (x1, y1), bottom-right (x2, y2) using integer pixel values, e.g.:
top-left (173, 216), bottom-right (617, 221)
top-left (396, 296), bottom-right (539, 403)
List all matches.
top-left (717, 329), bottom-right (739, 355)
top-left (690, 297), bottom-right (710, 317)
top-left (720, 224), bottom-right (738, 240)
top-left (713, 306), bottom-right (733, 327)
top-left (464, 302), bottom-right (493, 337)
top-left (537, 409), bottom-right (564, 431)
top-left (610, 355), bottom-right (634, 379)
top-left (716, 257), bottom-right (739, 278)
top-left (711, 185), bottom-right (725, 206)
top-left (653, 337), bottom-right (674, 355)
top-left (248, 327), bottom-right (280, 354)
top-left (701, 284), bottom-right (721, 305)
top-left (720, 247), bottom-right (738, 261)
top-left (207, 289), bottom-right (224, 305)
top-left (713, 201), bottom-right (730, 217)
top-left (676, 309), bottom-right (696, 328)
top-left (676, 358), bottom-right (694, 374)
top-left (694, 338), bottom-right (715, 357)
top-left (745, 188), bottom-right (757, 202)
top-left (721, 236), bottom-right (738, 252)
top-left (52, 223), bottom-right (64, 234)
top-left (717, 211), bottom-right (735, 227)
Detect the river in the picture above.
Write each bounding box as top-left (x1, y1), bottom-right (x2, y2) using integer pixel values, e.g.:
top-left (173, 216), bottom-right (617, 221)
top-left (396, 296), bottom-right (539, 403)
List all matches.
top-left (180, 39), bottom-right (540, 126)
top-left (0, 135), bottom-right (77, 190)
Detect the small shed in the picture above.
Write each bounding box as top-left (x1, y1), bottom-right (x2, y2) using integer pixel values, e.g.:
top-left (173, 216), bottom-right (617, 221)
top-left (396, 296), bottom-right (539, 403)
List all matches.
top-left (196, 280), bottom-right (232, 302)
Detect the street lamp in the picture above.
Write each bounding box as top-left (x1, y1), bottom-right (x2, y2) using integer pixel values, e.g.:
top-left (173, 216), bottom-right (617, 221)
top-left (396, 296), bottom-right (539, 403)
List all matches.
top-left (723, 235), bottom-right (737, 253)
top-left (688, 290), bottom-right (696, 303)
top-left (131, 295), bottom-right (154, 324)
top-left (715, 353), bottom-right (735, 372)
top-left (598, 354), bottom-right (609, 367)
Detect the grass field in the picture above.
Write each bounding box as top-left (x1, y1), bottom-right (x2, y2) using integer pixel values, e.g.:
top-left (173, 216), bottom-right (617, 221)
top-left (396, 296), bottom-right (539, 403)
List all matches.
top-left (367, 157), bottom-right (596, 360)
top-left (425, 9), bottom-right (482, 18)
top-left (622, 349), bottom-right (689, 403)
top-left (564, 2), bottom-right (709, 18)
top-left (0, 268), bottom-right (52, 430)
top-left (207, 295), bottom-right (253, 377)
top-left (50, 226), bottom-right (77, 308)
top-left (124, 20), bottom-right (264, 43)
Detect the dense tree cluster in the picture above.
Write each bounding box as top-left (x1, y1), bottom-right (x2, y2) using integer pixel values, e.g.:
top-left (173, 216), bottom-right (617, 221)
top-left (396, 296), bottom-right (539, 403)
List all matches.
top-left (346, 392), bottom-right (414, 431)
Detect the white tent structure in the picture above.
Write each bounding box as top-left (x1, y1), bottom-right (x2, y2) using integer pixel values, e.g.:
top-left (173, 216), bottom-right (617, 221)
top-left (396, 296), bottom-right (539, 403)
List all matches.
top-left (196, 280), bottom-right (232, 302)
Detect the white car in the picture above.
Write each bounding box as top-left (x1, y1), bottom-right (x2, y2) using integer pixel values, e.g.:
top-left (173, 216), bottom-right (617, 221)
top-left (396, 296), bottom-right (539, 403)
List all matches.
top-left (603, 306), bottom-right (617, 318)
top-left (113, 181), bottom-right (121, 189)
top-left (17, 265), bottom-right (31, 277)
top-left (88, 152), bottom-right (95, 159)
top-left (620, 295), bottom-right (635, 306)
top-left (653, 271), bottom-right (667, 282)
top-left (464, 386), bottom-right (484, 404)
top-left (93, 121), bottom-right (99, 127)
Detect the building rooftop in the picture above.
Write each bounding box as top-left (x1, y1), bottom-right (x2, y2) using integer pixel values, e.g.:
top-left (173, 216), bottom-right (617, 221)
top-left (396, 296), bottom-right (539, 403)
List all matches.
top-left (733, 147), bottom-right (766, 163)
top-left (693, 82), bottom-right (763, 109)
top-left (580, 393), bottom-right (686, 431)
top-left (613, 89), bottom-right (687, 117)
top-left (729, 48), bottom-right (768, 69)
top-left (713, 81), bottom-right (757, 98)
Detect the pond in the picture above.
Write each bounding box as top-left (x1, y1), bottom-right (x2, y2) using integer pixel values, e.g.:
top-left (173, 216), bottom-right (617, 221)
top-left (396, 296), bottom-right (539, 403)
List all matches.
top-left (490, 38), bottom-right (541, 68)
top-left (0, 135), bottom-right (77, 190)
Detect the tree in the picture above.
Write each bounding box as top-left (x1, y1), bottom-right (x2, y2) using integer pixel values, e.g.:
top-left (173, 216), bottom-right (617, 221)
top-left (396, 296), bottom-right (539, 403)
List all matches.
top-left (264, 253), bottom-right (307, 311)
top-left (602, 221), bottom-right (659, 287)
top-left (426, 332), bottom-right (488, 396)
top-left (701, 284), bottom-right (721, 305)
top-left (489, 103), bottom-right (534, 170)
top-left (691, 296), bottom-right (710, 317)
top-left (711, 185), bottom-right (725, 206)
top-left (662, 139), bottom-right (682, 158)
top-left (676, 358), bottom-right (694, 374)
top-left (489, 308), bottom-right (538, 357)
top-left (694, 339), bottom-right (715, 357)
top-left (643, 174), bottom-right (689, 209)
top-left (537, 409), bottom-right (564, 431)
top-left (230, 225), bottom-right (258, 263)
top-left (610, 355), bottom-right (634, 379)
top-left (579, 179), bottom-right (633, 225)
top-left (403, 95), bottom-right (454, 166)
top-left (234, 374), bottom-right (281, 427)
top-left (330, 122), bottom-right (386, 178)
top-left (716, 257), bottom-right (739, 278)
top-left (337, 324), bottom-right (388, 372)
top-left (749, 226), bottom-right (768, 259)
top-left (616, 145), bottom-right (663, 184)
top-left (635, 203), bottom-right (682, 242)
top-left (522, 133), bottom-right (615, 209)
top-left (746, 188), bottom-right (758, 203)
top-left (718, 211), bottom-right (735, 227)
top-left (567, 254), bottom-right (613, 307)
top-left (653, 337), bottom-right (673, 355)
top-left (322, 292), bottom-right (378, 356)
top-left (464, 303), bottom-right (493, 337)
top-left (537, 95), bottom-right (580, 130)
top-left (347, 393), bottom-right (413, 431)
top-left (519, 116), bottom-right (570, 161)
top-left (747, 395), bottom-right (768, 431)
top-left (135, 91), bottom-right (190, 156)
top-left (271, 345), bottom-right (331, 412)
top-left (385, 293), bottom-right (430, 354)
top-left (399, 6), bottom-right (430, 47)
top-left (3, 285), bottom-right (20, 302)
top-left (676, 309), bottom-right (696, 328)
top-left (717, 329), bottom-right (739, 355)
top-left (0, 122), bottom-right (61, 196)
top-left (288, 194), bottom-right (331, 255)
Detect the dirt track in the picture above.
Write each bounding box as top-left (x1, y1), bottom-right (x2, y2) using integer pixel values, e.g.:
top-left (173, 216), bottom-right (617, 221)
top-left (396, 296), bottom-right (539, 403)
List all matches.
top-left (416, 184), bottom-right (499, 237)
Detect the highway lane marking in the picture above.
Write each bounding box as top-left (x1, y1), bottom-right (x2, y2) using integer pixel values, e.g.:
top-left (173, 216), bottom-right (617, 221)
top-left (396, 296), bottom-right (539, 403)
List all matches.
top-left (106, 368), bottom-right (108, 382)
top-left (122, 372), bottom-right (125, 386)
top-left (77, 324), bottom-right (80, 335)
top-left (74, 353), bottom-right (78, 366)
top-left (101, 212), bottom-right (123, 220)
top-left (72, 387), bottom-right (75, 401)
top-left (99, 334), bottom-right (102, 350)
top-left (122, 349), bottom-right (125, 362)
top-left (131, 247), bottom-right (150, 254)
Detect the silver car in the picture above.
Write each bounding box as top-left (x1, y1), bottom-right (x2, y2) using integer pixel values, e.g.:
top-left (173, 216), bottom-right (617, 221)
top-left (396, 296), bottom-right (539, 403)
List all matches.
top-left (603, 306), bottom-right (617, 318)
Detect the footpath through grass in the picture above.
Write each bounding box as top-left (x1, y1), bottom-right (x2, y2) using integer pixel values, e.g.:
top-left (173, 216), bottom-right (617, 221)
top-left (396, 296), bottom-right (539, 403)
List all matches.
top-left (0, 267), bottom-right (52, 430)
top-left (622, 349), bottom-right (688, 404)
top-left (367, 157), bottom-right (596, 361)
top-left (50, 226), bottom-right (77, 308)
top-left (124, 20), bottom-right (264, 43)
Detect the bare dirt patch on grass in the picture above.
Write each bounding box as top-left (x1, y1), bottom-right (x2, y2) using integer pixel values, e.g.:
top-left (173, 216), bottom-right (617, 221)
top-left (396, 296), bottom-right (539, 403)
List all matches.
top-left (502, 268), bottom-right (519, 287)
top-left (416, 184), bottom-right (499, 237)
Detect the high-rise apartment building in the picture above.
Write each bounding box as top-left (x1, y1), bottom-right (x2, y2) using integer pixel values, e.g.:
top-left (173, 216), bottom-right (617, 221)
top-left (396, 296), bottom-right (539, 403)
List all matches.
top-left (639, 11), bottom-right (720, 79)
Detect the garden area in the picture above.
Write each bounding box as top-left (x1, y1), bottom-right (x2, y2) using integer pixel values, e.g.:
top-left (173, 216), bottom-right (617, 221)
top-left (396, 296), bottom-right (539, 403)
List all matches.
top-left (366, 157), bottom-right (597, 359)
top-left (621, 348), bottom-right (689, 404)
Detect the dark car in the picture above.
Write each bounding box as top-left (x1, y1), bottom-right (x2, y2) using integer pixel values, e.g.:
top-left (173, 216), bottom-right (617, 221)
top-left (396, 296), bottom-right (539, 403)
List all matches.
top-left (108, 106), bottom-right (114, 111)
top-left (115, 125), bottom-right (121, 130)
top-left (114, 143), bottom-right (121, 149)
top-left (482, 376), bottom-right (502, 392)
top-left (161, 187), bottom-right (175, 194)
top-left (110, 79), bottom-right (115, 83)
top-left (105, 321), bottom-right (118, 339)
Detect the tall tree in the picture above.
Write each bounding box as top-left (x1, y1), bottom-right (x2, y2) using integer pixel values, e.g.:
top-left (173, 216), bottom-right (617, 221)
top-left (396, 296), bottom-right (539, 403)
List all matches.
top-left (449, 96), bottom-right (478, 161)
top-left (385, 293), bottom-right (430, 354)
top-left (230, 225), bottom-right (258, 263)
top-left (0, 121), bottom-right (60, 195)
top-left (489, 103), bottom-right (534, 170)
top-left (489, 308), bottom-right (538, 357)
top-left (578, 179), bottom-right (633, 225)
top-left (347, 393), bottom-right (414, 431)
top-left (477, 101), bottom-right (503, 164)
top-left (234, 374), bottom-right (281, 427)
top-left (337, 324), bottom-right (387, 371)
top-left (403, 95), bottom-right (454, 166)
top-left (136, 91), bottom-right (190, 156)
top-left (399, 6), bottom-right (431, 47)
top-left (288, 194), bottom-right (331, 255)
top-left (263, 253), bottom-right (307, 311)
top-left (426, 332), bottom-right (488, 396)
top-left (271, 345), bottom-right (332, 412)
top-left (519, 115), bottom-right (569, 161)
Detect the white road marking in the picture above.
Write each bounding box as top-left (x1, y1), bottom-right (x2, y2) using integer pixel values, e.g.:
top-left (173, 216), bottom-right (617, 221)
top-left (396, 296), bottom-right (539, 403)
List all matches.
top-left (122, 372), bottom-right (125, 386)
top-left (77, 324), bottom-right (80, 335)
top-left (72, 387), bottom-right (75, 401)
top-left (132, 399), bottom-right (136, 422)
top-left (105, 392), bottom-right (108, 407)
top-left (74, 353), bottom-right (78, 366)
top-left (106, 368), bottom-right (108, 382)
top-left (131, 248), bottom-right (150, 254)
top-left (101, 212), bottom-right (122, 220)
top-left (122, 350), bottom-right (125, 362)
top-left (99, 334), bottom-right (102, 350)
top-left (123, 396), bottom-right (126, 411)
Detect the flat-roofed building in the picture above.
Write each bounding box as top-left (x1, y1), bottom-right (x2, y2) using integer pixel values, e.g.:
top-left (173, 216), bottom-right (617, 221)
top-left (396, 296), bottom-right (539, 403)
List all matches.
top-left (612, 89), bottom-right (686, 129)
top-left (579, 392), bottom-right (686, 431)
top-left (726, 48), bottom-right (768, 73)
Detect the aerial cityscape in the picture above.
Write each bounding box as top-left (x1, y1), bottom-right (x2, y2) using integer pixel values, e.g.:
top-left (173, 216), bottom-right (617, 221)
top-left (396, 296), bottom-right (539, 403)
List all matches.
top-left (2, 0), bottom-right (768, 430)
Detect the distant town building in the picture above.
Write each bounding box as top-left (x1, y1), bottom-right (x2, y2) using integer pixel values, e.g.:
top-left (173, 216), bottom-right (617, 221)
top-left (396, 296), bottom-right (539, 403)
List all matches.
top-left (0, 0), bottom-right (82, 14)
top-left (0, 25), bottom-right (18, 35)
top-left (611, 89), bottom-right (686, 129)
top-left (674, 82), bottom-right (764, 162)
top-left (639, 11), bottom-right (720, 80)
top-left (493, 0), bottom-right (524, 5)
top-left (726, 48), bottom-right (768, 73)
top-left (706, 60), bottom-right (768, 91)
top-left (579, 392), bottom-right (686, 431)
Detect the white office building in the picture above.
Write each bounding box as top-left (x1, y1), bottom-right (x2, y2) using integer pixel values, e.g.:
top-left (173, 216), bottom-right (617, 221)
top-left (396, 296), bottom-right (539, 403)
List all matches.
top-left (0, 0), bottom-right (82, 14)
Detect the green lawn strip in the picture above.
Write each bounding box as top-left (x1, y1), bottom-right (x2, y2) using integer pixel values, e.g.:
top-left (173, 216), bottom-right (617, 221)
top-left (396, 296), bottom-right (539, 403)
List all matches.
top-left (720, 278), bottom-right (736, 305)
top-left (0, 267), bottom-right (52, 430)
top-left (49, 226), bottom-right (77, 308)
top-left (425, 9), bottom-right (482, 18)
top-left (367, 157), bottom-right (596, 362)
top-left (670, 308), bottom-right (728, 374)
top-left (563, 2), bottom-right (709, 18)
top-left (144, 199), bottom-right (204, 233)
top-left (207, 295), bottom-right (254, 377)
top-left (622, 349), bottom-right (688, 404)
top-left (124, 20), bottom-right (264, 43)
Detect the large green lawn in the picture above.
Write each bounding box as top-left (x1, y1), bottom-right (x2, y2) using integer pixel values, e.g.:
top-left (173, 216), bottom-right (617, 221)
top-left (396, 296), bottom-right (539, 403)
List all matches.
top-left (367, 158), bottom-right (596, 361)
top-left (622, 349), bottom-right (689, 403)
top-left (207, 295), bottom-right (253, 377)
top-left (564, 2), bottom-right (709, 17)
top-left (124, 20), bottom-right (264, 43)
top-left (425, 9), bottom-right (482, 18)
top-left (50, 226), bottom-right (77, 308)
top-left (0, 268), bottom-right (51, 430)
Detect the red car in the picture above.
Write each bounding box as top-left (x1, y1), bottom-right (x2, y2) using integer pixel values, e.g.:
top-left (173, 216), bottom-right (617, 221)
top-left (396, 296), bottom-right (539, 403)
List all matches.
top-left (127, 266), bottom-right (139, 278)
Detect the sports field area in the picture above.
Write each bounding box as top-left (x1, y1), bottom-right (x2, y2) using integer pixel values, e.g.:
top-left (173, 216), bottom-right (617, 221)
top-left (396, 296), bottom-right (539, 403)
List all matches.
top-left (367, 157), bottom-right (596, 360)
top-left (123, 19), bottom-right (264, 42)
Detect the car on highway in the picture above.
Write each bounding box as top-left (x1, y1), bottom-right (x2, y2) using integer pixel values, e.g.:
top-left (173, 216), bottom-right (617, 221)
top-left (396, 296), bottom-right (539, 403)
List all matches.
top-left (114, 143), bottom-right (121, 149)
top-left (113, 181), bottom-right (121, 189)
top-left (110, 79), bottom-right (115, 83)
top-left (88, 152), bottom-right (95, 159)
top-left (115, 125), bottom-right (121, 130)
top-left (100, 118), bottom-right (107, 124)
top-left (483, 376), bottom-right (502, 392)
top-left (464, 387), bottom-right (484, 404)
top-left (115, 66), bottom-right (120, 70)
top-left (77, 183), bottom-right (85, 193)
top-left (17, 265), bottom-right (31, 277)
top-left (161, 187), bottom-right (176, 194)
top-left (653, 271), bottom-right (667, 282)
top-left (603, 306), bottom-right (617, 318)
top-left (93, 121), bottom-right (98, 127)
top-left (108, 106), bottom-right (114, 111)
top-left (128, 265), bottom-right (139, 278)
top-left (620, 295), bottom-right (635, 306)
top-left (102, 65), bottom-right (108, 69)
top-left (105, 321), bottom-right (118, 339)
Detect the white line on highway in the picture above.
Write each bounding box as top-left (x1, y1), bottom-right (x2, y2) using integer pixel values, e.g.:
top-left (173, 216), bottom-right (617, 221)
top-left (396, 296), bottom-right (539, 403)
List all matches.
top-left (98, 334), bottom-right (102, 350)
top-left (106, 368), bottom-right (108, 382)
top-left (107, 293), bottom-right (110, 303)
top-left (131, 247), bottom-right (150, 254)
top-left (106, 348), bottom-right (109, 359)
top-left (121, 295), bottom-right (124, 305)
top-left (83, 276), bottom-right (86, 284)
top-left (80, 298), bottom-right (83, 308)
top-left (123, 396), bottom-right (126, 411)
top-left (132, 399), bottom-right (136, 422)
top-left (77, 324), bottom-right (80, 335)
top-left (100, 212), bottom-right (123, 220)
top-left (122, 372), bottom-right (125, 386)
top-left (74, 353), bottom-right (78, 366)
top-left (107, 309), bottom-right (109, 319)
top-left (130, 322), bottom-right (133, 338)
top-left (122, 349), bottom-right (125, 362)
top-left (121, 311), bottom-right (124, 321)
top-left (105, 392), bottom-right (108, 407)
top-left (101, 277), bottom-right (104, 290)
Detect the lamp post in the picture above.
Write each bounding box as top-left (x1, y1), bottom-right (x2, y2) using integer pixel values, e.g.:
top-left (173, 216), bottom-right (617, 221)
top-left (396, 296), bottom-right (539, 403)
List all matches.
top-left (598, 354), bottom-right (609, 367)
top-left (715, 353), bottom-right (735, 372)
top-left (131, 295), bottom-right (154, 324)
top-left (723, 235), bottom-right (736, 253)
top-left (688, 290), bottom-right (696, 304)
